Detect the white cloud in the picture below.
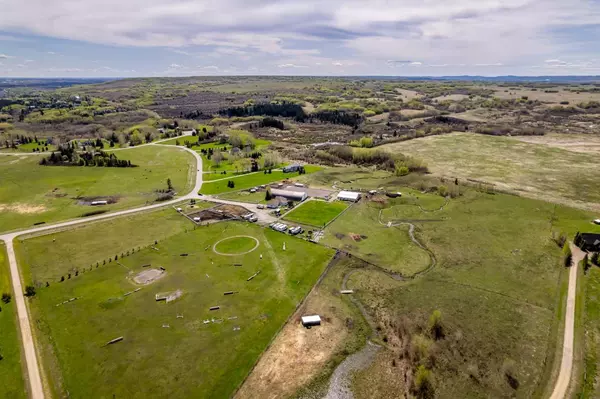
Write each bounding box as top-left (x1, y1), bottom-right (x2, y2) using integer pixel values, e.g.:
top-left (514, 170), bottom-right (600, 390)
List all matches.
top-left (0, 54), bottom-right (14, 59)
top-left (46, 51), bottom-right (56, 55)
top-left (277, 63), bottom-right (307, 68)
top-left (169, 63), bottom-right (183, 68)
top-left (1, 0), bottom-right (600, 75)
top-left (200, 65), bottom-right (220, 70)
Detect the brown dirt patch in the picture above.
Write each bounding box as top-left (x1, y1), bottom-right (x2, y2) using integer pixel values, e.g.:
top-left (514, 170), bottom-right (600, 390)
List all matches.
top-left (0, 203), bottom-right (47, 214)
top-left (235, 299), bottom-right (347, 399)
top-left (133, 268), bottom-right (165, 285)
top-left (349, 233), bottom-right (362, 242)
top-left (187, 203), bottom-right (250, 223)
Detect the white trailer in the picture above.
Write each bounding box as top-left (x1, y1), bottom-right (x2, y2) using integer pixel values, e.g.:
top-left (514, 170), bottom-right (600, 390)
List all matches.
top-left (301, 315), bottom-right (321, 329)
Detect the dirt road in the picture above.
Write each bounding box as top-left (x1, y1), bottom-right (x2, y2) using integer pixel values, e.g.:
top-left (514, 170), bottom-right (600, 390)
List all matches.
top-left (549, 243), bottom-right (585, 399)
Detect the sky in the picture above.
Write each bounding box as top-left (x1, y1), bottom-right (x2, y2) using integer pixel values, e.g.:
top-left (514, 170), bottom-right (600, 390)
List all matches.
top-left (0, 0), bottom-right (600, 77)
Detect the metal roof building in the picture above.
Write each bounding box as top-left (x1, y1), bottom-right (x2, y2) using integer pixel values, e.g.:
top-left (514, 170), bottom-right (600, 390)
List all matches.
top-left (270, 189), bottom-right (307, 202)
top-left (337, 190), bottom-right (361, 202)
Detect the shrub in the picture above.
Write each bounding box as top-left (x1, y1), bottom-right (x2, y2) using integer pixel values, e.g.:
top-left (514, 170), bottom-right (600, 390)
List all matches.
top-left (591, 252), bottom-right (599, 266)
top-left (24, 285), bottom-right (36, 297)
top-left (552, 231), bottom-right (567, 248)
top-left (395, 164), bottom-right (410, 176)
top-left (563, 243), bottom-right (572, 267)
top-left (359, 136), bottom-right (374, 148)
top-left (437, 185), bottom-right (448, 197)
top-left (502, 359), bottom-right (519, 389)
top-left (413, 365), bottom-right (435, 398)
top-left (1, 293), bottom-right (11, 304)
top-left (583, 254), bottom-right (591, 273)
top-left (429, 310), bottom-right (444, 340)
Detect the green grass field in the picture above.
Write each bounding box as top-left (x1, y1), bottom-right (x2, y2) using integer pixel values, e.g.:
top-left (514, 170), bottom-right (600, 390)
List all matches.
top-left (382, 132), bottom-right (600, 211)
top-left (335, 189), bottom-right (600, 398)
top-left (580, 266), bottom-right (600, 397)
top-left (283, 200), bottom-right (349, 227)
top-left (0, 243), bottom-right (26, 399)
top-left (16, 215), bottom-right (334, 398)
top-left (0, 145), bottom-right (195, 233)
top-left (214, 236), bottom-right (258, 254)
top-left (0, 141), bottom-right (57, 153)
top-left (200, 166), bottom-right (323, 195)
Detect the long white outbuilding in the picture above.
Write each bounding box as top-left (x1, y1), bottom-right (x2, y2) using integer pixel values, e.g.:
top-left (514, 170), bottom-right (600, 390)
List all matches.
top-left (337, 190), bottom-right (361, 202)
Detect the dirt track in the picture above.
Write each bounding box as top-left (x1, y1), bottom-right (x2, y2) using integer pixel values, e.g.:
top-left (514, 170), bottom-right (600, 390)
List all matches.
top-left (549, 243), bottom-right (585, 399)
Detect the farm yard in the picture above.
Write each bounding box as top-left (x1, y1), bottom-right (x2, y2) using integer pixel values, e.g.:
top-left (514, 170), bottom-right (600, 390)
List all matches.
top-left (199, 165), bottom-right (322, 195)
top-left (0, 145), bottom-right (195, 233)
top-left (15, 215), bottom-right (334, 398)
top-left (283, 200), bottom-right (349, 228)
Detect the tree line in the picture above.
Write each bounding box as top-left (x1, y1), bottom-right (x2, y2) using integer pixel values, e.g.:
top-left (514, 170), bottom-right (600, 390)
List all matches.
top-left (39, 144), bottom-right (136, 167)
top-left (214, 101), bottom-right (365, 127)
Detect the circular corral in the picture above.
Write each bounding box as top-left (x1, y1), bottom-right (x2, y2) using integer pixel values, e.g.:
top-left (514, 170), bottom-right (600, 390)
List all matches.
top-left (213, 235), bottom-right (260, 256)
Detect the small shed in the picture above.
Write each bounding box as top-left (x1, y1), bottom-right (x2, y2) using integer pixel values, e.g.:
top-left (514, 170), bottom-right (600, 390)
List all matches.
top-left (337, 191), bottom-right (361, 202)
top-left (91, 200), bottom-right (108, 206)
top-left (301, 315), bottom-right (321, 329)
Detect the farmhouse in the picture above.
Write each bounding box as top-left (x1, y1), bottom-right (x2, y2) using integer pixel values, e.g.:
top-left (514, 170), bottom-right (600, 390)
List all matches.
top-left (270, 188), bottom-right (307, 202)
top-left (577, 233), bottom-right (600, 252)
top-left (337, 190), bottom-right (361, 202)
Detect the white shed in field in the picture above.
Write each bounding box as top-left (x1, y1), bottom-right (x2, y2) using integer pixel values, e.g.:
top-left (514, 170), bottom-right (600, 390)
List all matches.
top-left (337, 191), bottom-right (361, 202)
top-left (301, 315), bottom-right (321, 328)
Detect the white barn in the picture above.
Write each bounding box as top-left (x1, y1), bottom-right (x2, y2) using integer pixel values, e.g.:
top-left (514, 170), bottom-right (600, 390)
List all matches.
top-left (337, 190), bottom-right (361, 202)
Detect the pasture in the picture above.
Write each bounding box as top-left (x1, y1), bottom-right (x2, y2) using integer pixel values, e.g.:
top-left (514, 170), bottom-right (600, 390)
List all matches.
top-left (283, 200), bottom-right (349, 228)
top-left (382, 132), bottom-right (600, 211)
top-left (338, 189), bottom-right (599, 398)
top-left (321, 195), bottom-right (432, 276)
top-left (0, 243), bottom-right (26, 399)
top-left (0, 145), bottom-right (195, 233)
top-left (15, 216), bottom-right (334, 398)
